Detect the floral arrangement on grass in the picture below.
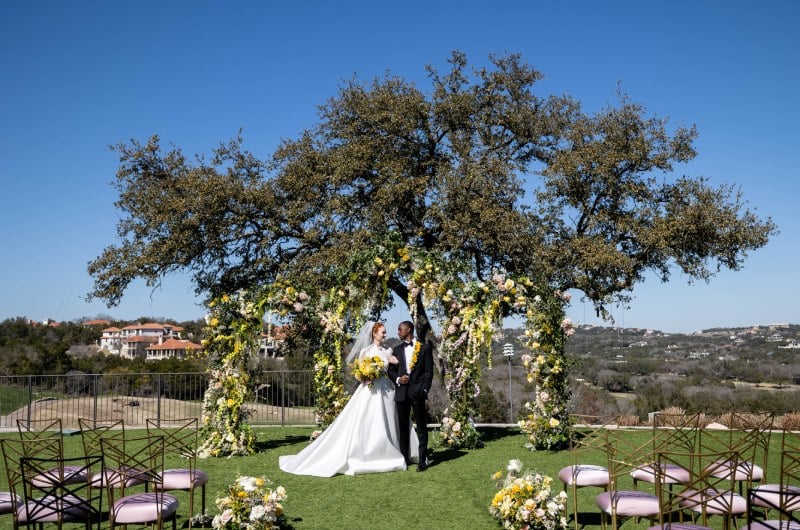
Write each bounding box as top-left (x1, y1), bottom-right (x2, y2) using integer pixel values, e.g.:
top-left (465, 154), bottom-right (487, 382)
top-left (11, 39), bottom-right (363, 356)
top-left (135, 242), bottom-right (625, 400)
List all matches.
top-left (440, 415), bottom-right (481, 449)
top-left (352, 354), bottom-right (385, 386)
top-left (198, 365), bottom-right (255, 458)
top-left (213, 475), bottom-right (287, 530)
top-left (490, 459), bottom-right (568, 530)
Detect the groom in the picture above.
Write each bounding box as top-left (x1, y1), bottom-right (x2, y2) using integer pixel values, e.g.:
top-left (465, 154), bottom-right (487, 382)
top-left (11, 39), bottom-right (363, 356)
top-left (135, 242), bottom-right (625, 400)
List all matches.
top-left (388, 320), bottom-right (434, 471)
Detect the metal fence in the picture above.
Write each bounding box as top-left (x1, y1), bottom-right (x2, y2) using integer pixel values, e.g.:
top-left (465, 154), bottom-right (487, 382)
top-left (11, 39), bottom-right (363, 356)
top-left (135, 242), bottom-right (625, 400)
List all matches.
top-left (0, 371), bottom-right (315, 429)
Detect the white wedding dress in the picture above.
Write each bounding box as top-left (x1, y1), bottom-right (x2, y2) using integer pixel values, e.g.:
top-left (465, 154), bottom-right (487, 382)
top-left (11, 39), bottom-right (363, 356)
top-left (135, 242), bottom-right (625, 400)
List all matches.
top-left (279, 344), bottom-right (419, 477)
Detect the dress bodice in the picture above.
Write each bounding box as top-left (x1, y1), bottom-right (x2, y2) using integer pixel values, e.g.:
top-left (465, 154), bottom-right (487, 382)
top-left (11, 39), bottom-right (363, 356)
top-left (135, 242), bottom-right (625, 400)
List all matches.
top-left (358, 344), bottom-right (391, 363)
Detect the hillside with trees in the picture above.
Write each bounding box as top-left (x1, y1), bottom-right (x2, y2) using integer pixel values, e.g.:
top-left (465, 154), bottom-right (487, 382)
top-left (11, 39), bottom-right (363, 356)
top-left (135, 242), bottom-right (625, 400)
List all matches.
top-left (563, 323), bottom-right (800, 418)
top-left (4, 316), bottom-right (800, 421)
top-left (0, 317), bottom-right (205, 376)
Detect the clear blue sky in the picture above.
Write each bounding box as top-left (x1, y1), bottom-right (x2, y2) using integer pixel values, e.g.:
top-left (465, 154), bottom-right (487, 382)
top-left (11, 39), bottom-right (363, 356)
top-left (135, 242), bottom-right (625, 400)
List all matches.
top-left (1, 1), bottom-right (797, 333)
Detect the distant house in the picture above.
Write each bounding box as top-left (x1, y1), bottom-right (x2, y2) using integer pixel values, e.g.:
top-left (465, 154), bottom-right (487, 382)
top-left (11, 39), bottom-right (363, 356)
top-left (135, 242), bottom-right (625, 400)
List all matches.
top-left (29, 318), bottom-right (59, 328)
top-left (98, 327), bottom-right (123, 354)
top-left (766, 333), bottom-right (784, 343)
top-left (688, 351), bottom-right (710, 359)
top-left (98, 323), bottom-right (186, 359)
top-left (83, 319), bottom-right (111, 327)
top-left (779, 340), bottom-right (800, 350)
top-left (259, 325), bottom-right (288, 358)
top-left (145, 338), bottom-right (203, 361)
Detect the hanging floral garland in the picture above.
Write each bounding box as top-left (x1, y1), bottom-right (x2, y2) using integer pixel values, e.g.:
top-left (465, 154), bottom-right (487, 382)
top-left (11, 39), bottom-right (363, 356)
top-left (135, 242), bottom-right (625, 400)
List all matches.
top-left (198, 290), bottom-right (264, 458)
top-left (436, 272), bottom-right (573, 450)
top-left (309, 288), bottom-right (352, 426)
top-left (518, 290), bottom-right (574, 450)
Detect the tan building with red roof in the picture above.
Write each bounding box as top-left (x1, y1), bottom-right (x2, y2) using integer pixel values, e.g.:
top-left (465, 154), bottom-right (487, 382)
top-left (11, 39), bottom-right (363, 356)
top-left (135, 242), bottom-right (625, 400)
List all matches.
top-left (259, 325), bottom-right (288, 358)
top-left (98, 322), bottom-right (187, 359)
top-left (145, 338), bottom-right (203, 361)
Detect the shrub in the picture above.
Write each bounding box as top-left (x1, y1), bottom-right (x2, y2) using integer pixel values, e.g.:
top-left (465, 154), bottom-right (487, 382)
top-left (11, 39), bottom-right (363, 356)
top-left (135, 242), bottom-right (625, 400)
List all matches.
top-left (615, 415), bottom-right (640, 427)
top-left (777, 413), bottom-right (800, 430)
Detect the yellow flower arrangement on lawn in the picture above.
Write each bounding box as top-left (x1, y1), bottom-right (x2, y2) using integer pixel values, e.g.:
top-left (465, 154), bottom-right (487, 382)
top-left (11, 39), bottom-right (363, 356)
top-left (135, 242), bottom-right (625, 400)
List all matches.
top-left (352, 354), bottom-right (385, 386)
top-left (490, 459), bottom-right (567, 530)
top-left (213, 475), bottom-right (287, 530)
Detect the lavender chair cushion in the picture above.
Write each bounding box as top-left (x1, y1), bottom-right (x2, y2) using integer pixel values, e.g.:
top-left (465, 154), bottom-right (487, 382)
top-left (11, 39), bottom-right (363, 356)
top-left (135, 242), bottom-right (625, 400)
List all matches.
top-left (751, 484), bottom-right (800, 511)
top-left (0, 492), bottom-right (20, 514)
top-left (631, 463), bottom-right (691, 484)
top-left (18, 494), bottom-right (90, 522)
top-left (596, 490), bottom-right (659, 517)
top-left (707, 459), bottom-right (764, 481)
top-left (90, 467), bottom-right (146, 488)
top-left (159, 468), bottom-right (209, 489)
top-left (678, 488), bottom-right (747, 515)
top-left (741, 522), bottom-right (800, 530)
top-left (559, 464), bottom-right (609, 487)
top-left (647, 523), bottom-right (712, 530)
top-left (30, 465), bottom-right (90, 487)
top-left (112, 492), bottom-right (179, 524)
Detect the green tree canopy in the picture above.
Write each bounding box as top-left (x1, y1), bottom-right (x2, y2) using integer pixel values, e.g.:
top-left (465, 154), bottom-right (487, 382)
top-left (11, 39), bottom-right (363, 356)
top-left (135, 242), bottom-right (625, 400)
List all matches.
top-left (88, 51), bottom-right (775, 327)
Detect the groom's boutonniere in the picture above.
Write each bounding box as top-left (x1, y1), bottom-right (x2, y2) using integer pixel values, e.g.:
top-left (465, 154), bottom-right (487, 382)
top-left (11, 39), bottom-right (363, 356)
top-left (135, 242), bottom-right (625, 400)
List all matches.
top-left (409, 341), bottom-right (421, 371)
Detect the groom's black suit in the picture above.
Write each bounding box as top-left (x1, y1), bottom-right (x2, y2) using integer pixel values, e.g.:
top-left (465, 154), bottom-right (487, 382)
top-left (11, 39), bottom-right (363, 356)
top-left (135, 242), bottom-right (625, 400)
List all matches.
top-left (387, 339), bottom-right (434, 466)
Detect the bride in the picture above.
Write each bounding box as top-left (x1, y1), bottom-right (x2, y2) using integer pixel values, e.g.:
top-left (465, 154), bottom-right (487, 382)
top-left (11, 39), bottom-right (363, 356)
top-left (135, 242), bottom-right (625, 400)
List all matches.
top-left (278, 321), bottom-right (419, 477)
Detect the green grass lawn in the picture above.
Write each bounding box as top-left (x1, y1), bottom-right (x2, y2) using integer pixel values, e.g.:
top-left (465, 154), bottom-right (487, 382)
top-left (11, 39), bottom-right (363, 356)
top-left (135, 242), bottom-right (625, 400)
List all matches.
top-left (0, 427), bottom-right (783, 530)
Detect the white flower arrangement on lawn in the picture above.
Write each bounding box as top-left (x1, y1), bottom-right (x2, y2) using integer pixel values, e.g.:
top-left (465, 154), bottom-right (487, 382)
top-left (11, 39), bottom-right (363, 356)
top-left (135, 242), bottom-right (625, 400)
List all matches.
top-left (490, 459), bottom-right (567, 530)
top-left (213, 475), bottom-right (287, 530)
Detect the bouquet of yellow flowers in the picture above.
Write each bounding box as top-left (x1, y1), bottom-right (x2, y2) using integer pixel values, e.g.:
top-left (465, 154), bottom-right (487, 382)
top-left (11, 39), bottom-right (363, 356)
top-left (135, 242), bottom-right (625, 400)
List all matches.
top-left (489, 459), bottom-right (567, 530)
top-left (213, 475), bottom-right (287, 530)
top-left (352, 355), bottom-right (385, 386)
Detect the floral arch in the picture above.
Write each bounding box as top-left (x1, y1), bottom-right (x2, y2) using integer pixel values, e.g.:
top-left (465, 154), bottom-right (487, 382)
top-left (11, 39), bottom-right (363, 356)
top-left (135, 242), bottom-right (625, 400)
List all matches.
top-left (198, 239), bottom-right (574, 457)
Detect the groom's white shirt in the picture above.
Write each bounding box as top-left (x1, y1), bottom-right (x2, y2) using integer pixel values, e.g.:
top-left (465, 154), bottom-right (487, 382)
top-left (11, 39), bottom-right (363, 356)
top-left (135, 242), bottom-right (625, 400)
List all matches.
top-left (404, 340), bottom-right (414, 373)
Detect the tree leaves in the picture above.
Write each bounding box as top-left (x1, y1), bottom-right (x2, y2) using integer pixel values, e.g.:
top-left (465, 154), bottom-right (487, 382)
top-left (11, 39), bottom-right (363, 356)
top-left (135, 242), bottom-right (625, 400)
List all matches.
top-left (88, 52), bottom-right (776, 320)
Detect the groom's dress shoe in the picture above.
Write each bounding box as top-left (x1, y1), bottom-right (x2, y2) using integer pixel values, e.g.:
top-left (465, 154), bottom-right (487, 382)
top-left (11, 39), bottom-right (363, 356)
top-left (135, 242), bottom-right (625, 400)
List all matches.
top-left (417, 460), bottom-right (428, 472)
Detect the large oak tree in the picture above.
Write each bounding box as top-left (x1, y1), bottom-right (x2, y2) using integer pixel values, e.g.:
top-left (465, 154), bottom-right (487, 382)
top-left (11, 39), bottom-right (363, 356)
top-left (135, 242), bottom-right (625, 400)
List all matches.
top-left (88, 52), bottom-right (775, 336)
